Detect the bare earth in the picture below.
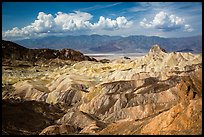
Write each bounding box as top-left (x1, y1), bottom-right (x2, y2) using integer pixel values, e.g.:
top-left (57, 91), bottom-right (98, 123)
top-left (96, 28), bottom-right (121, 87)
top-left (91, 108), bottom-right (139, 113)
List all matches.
top-left (2, 45), bottom-right (202, 135)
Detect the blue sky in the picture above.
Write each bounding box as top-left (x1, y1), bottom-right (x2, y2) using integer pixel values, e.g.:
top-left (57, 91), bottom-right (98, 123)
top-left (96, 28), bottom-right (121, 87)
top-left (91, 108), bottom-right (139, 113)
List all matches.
top-left (2, 2), bottom-right (202, 40)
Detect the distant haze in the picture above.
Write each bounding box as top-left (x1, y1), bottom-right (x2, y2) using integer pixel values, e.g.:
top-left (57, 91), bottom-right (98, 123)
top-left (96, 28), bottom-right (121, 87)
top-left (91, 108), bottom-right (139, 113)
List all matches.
top-left (12, 34), bottom-right (202, 54)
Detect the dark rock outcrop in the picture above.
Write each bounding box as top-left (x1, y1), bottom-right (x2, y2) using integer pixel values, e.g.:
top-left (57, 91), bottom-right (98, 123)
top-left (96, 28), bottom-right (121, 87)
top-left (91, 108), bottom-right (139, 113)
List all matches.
top-left (2, 99), bottom-right (66, 135)
top-left (2, 40), bottom-right (97, 66)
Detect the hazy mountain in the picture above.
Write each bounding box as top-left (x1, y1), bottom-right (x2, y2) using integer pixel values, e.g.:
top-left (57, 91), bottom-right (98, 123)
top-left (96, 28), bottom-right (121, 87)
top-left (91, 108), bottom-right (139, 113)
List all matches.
top-left (13, 35), bottom-right (202, 53)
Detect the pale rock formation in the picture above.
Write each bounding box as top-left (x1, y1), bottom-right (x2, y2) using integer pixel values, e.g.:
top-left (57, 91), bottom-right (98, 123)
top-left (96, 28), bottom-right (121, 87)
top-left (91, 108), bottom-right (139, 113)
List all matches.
top-left (39, 124), bottom-right (76, 135)
top-left (13, 80), bottom-right (50, 101)
top-left (79, 76), bottom-right (180, 123)
top-left (98, 67), bottom-right (202, 135)
top-left (56, 109), bottom-right (107, 133)
top-left (3, 44), bottom-right (202, 135)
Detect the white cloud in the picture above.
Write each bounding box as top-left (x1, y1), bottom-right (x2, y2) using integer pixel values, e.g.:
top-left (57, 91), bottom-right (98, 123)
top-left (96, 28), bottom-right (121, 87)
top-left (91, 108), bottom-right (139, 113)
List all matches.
top-left (32, 12), bottom-right (55, 33)
top-left (140, 11), bottom-right (193, 32)
top-left (184, 24), bottom-right (194, 32)
top-left (2, 11), bottom-right (133, 40)
top-left (54, 11), bottom-right (93, 31)
top-left (92, 16), bottom-right (133, 30)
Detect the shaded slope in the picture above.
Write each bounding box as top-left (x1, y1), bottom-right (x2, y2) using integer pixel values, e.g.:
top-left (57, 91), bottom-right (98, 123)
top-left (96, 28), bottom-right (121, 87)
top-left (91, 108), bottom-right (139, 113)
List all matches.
top-left (2, 40), bottom-right (97, 66)
top-left (2, 99), bottom-right (66, 135)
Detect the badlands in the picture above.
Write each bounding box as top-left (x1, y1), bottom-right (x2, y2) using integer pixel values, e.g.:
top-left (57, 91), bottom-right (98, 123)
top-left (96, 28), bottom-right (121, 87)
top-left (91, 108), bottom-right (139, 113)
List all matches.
top-left (2, 40), bottom-right (202, 135)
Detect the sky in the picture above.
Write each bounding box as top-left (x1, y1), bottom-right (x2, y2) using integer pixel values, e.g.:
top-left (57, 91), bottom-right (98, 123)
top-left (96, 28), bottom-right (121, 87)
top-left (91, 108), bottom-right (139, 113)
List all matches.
top-left (2, 2), bottom-right (202, 40)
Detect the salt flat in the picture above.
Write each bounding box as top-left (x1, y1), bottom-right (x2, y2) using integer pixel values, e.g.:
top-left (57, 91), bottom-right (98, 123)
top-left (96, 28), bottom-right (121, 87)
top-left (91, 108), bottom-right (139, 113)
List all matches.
top-left (84, 53), bottom-right (147, 60)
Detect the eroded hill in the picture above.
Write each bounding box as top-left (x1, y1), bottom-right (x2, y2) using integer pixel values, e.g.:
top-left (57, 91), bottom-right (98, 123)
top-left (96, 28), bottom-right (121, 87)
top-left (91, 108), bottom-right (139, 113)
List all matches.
top-left (2, 42), bottom-right (202, 135)
top-left (2, 40), bottom-right (96, 67)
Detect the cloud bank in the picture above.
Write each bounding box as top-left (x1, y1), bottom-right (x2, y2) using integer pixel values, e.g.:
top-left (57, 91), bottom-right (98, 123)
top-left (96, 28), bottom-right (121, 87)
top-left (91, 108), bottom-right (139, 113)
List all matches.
top-left (2, 11), bottom-right (133, 40)
top-left (140, 11), bottom-right (193, 32)
top-left (2, 10), bottom-right (194, 40)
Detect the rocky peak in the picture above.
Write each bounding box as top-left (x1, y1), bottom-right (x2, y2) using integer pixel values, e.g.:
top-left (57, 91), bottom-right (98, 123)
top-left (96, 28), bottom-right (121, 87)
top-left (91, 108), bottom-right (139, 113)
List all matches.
top-left (149, 44), bottom-right (167, 54)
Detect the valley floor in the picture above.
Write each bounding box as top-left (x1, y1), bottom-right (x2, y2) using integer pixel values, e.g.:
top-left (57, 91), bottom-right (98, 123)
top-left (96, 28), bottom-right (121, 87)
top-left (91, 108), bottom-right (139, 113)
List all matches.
top-left (84, 52), bottom-right (147, 60)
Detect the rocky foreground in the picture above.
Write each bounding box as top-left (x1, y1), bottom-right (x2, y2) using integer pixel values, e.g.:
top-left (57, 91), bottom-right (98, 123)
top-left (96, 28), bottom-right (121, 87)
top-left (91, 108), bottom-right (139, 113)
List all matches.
top-left (2, 43), bottom-right (202, 135)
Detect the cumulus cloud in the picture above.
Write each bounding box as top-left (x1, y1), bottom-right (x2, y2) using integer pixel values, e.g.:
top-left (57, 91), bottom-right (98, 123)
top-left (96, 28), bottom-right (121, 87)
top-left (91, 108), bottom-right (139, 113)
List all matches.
top-left (2, 11), bottom-right (133, 40)
top-left (184, 24), bottom-right (194, 32)
top-left (92, 16), bottom-right (133, 30)
top-left (54, 11), bottom-right (93, 31)
top-left (140, 11), bottom-right (193, 32)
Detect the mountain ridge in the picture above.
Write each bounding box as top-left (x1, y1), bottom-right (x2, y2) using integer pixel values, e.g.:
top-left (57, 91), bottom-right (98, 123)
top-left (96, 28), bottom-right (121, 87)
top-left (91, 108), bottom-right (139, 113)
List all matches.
top-left (10, 34), bottom-right (202, 54)
top-left (2, 40), bottom-right (97, 66)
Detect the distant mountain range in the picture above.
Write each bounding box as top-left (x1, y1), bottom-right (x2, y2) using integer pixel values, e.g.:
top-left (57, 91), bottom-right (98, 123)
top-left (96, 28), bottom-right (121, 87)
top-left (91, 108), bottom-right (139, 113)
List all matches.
top-left (11, 34), bottom-right (202, 53)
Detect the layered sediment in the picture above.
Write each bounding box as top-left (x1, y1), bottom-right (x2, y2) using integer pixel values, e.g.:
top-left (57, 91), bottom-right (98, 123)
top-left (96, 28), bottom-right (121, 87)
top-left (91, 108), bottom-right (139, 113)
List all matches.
top-left (2, 43), bottom-right (202, 135)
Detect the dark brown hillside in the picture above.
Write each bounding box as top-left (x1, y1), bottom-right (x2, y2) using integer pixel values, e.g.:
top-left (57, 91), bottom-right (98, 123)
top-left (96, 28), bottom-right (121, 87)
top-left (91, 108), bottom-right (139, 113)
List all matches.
top-left (2, 40), bottom-right (29, 60)
top-left (2, 40), bottom-right (97, 66)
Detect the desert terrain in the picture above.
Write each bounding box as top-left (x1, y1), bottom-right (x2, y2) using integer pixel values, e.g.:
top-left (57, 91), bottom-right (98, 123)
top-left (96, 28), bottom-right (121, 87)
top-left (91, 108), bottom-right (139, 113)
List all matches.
top-left (2, 40), bottom-right (202, 135)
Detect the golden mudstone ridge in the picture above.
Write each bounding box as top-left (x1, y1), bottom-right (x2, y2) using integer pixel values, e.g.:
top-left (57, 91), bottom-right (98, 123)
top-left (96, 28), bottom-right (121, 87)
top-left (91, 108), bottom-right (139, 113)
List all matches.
top-left (149, 44), bottom-right (167, 54)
